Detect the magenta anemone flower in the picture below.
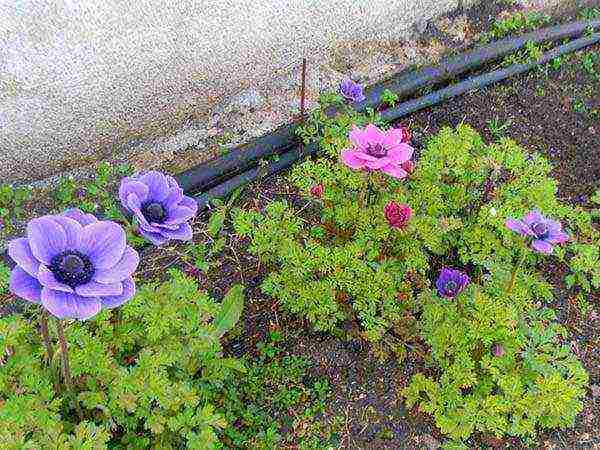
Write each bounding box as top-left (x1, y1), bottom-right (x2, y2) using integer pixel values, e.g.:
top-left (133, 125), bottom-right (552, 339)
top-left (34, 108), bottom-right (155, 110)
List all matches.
top-left (384, 202), bottom-right (412, 230)
top-left (8, 208), bottom-right (139, 320)
top-left (341, 124), bottom-right (415, 179)
top-left (119, 171), bottom-right (198, 246)
top-left (436, 268), bottom-right (470, 298)
top-left (339, 79), bottom-right (366, 103)
top-left (506, 209), bottom-right (568, 254)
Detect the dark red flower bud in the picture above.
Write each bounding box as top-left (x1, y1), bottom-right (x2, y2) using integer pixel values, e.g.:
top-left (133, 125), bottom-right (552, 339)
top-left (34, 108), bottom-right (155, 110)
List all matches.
top-left (384, 201), bottom-right (412, 230)
top-left (310, 183), bottom-right (324, 198)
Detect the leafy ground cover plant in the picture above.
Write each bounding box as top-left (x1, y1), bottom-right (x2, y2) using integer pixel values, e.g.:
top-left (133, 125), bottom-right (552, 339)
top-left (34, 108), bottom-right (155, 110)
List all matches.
top-left (0, 269), bottom-right (245, 448)
top-left (231, 85), bottom-right (593, 444)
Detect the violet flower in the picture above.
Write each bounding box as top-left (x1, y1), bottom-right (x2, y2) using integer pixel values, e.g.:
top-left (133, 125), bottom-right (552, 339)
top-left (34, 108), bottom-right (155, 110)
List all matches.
top-left (8, 208), bottom-right (139, 320)
top-left (119, 171), bottom-right (198, 246)
top-left (506, 209), bottom-right (568, 254)
top-left (339, 79), bottom-right (366, 103)
top-left (341, 124), bottom-right (415, 179)
top-left (384, 202), bottom-right (412, 230)
top-left (436, 268), bottom-right (470, 298)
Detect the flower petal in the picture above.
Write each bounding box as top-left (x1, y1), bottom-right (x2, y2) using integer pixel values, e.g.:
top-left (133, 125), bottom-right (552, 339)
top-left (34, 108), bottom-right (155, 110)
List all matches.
top-left (164, 186), bottom-right (184, 209)
top-left (27, 217), bottom-right (67, 264)
top-left (547, 231), bottom-right (569, 244)
top-left (341, 149), bottom-right (367, 169)
top-left (100, 278), bottom-right (136, 309)
top-left (380, 163), bottom-right (408, 179)
top-left (180, 195), bottom-right (198, 216)
top-left (161, 223), bottom-right (193, 241)
top-left (363, 157), bottom-right (391, 170)
top-left (38, 265), bottom-right (74, 293)
top-left (386, 143), bottom-right (414, 163)
top-left (8, 238), bottom-right (40, 277)
top-left (76, 280), bottom-right (123, 297)
top-left (41, 288), bottom-right (101, 320)
top-left (78, 222), bottom-right (126, 270)
top-left (138, 228), bottom-right (170, 246)
top-left (93, 246), bottom-right (139, 284)
top-left (139, 171), bottom-right (170, 202)
top-left (119, 178), bottom-right (149, 208)
top-left (523, 210), bottom-right (543, 226)
top-left (51, 216), bottom-right (83, 249)
top-left (61, 208), bottom-right (98, 226)
top-left (10, 267), bottom-right (42, 304)
top-left (532, 239), bottom-right (553, 254)
top-left (506, 218), bottom-right (529, 236)
top-left (165, 206), bottom-right (195, 225)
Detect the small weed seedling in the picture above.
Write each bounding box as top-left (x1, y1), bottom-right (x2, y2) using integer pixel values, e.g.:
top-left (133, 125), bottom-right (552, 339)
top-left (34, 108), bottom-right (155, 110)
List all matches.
top-left (381, 89), bottom-right (399, 108)
top-left (487, 117), bottom-right (513, 140)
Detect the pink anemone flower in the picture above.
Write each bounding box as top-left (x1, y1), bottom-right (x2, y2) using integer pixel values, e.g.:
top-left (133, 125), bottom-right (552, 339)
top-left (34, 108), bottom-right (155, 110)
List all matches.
top-left (341, 124), bottom-right (414, 179)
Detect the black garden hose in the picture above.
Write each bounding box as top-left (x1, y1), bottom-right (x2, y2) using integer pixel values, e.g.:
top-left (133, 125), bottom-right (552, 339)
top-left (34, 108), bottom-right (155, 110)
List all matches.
top-left (176, 19), bottom-right (600, 195)
top-left (193, 33), bottom-right (600, 207)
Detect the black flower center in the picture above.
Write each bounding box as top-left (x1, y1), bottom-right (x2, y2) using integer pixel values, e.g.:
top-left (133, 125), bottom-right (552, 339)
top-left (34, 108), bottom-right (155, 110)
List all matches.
top-left (365, 143), bottom-right (387, 158)
top-left (141, 201), bottom-right (167, 224)
top-left (444, 280), bottom-right (458, 293)
top-left (531, 222), bottom-right (549, 239)
top-left (50, 251), bottom-right (94, 288)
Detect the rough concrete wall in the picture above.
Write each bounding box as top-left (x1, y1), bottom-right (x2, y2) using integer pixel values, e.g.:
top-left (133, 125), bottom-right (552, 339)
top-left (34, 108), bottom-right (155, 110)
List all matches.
top-left (0, 0), bottom-right (461, 184)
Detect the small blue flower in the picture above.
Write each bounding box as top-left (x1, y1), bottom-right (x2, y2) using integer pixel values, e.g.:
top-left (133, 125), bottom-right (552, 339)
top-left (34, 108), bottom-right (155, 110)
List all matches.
top-left (339, 79), bottom-right (366, 103)
top-left (436, 268), bottom-right (470, 298)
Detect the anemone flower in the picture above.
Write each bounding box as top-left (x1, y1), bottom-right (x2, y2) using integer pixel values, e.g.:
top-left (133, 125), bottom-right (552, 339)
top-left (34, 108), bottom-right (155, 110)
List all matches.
top-left (506, 209), bottom-right (568, 254)
top-left (119, 171), bottom-right (198, 246)
top-left (339, 79), bottom-right (366, 103)
top-left (436, 268), bottom-right (470, 299)
top-left (341, 124), bottom-right (414, 179)
top-left (384, 202), bottom-right (412, 230)
top-left (8, 208), bottom-right (139, 320)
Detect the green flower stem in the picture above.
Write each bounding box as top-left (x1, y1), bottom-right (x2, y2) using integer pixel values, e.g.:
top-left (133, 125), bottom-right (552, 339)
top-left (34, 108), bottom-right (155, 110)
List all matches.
top-left (39, 311), bottom-right (54, 364)
top-left (56, 319), bottom-right (83, 420)
top-left (507, 247), bottom-right (527, 295)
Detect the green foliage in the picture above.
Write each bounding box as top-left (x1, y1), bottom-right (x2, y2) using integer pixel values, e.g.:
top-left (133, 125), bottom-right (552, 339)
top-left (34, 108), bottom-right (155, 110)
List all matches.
top-left (0, 270), bottom-right (245, 448)
top-left (205, 332), bottom-right (339, 449)
top-left (0, 183), bottom-right (31, 235)
top-left (53, 162), bottom-right (146, 247)
top-left (380, 88), bottom-right (399, 108)
top-left (0, 262), bottom-right (9, 295)
top-left (486, 11), bottom-right (551, 41)
top-left (233, 116), bottom-right (592, 444)
top-left (54, 162), bottom-right (131, 218)
top-left (404, 278), bottom-right (588, 445)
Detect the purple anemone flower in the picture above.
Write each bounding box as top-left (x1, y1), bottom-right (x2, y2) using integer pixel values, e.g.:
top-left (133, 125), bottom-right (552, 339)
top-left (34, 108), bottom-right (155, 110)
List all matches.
top-left (339, 79), bottom-right (366, 103)
top-left (8, 208), bottom-right (139, 320)
top-left (436, 268), bottom-right (470, 298)
top-left (119, 171), bottom-right (198, 246)
top-left (506, 209), bottom-right (568, 254)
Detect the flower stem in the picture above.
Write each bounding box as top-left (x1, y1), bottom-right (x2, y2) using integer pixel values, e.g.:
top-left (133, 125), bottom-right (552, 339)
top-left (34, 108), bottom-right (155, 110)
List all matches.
top-left (507, 248), bottom-right (526, 295)
top-left (39, 311), bottom-right (54, 364)
top-left (56, 319), bottom-right (83, 420)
